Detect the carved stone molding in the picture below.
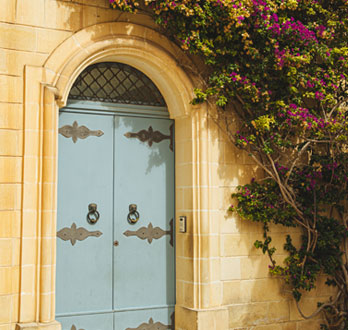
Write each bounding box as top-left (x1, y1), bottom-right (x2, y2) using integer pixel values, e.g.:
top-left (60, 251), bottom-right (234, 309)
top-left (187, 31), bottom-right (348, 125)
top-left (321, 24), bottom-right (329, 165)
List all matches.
top-left (59, 121), bottom-right (104, 143)
top-left (126, 312), bottom-right (174, 330)
top-left (124, 124), bottom-right (174, 151)
top-left (123, 219), bottom-right (173, 246)
top-left (57, 222), bottom-right (103, 246)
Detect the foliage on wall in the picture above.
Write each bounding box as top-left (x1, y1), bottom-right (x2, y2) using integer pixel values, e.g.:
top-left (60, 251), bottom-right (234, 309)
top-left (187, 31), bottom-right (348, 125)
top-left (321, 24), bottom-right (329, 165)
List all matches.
top-left (110, 0), bottom-right (348, 327)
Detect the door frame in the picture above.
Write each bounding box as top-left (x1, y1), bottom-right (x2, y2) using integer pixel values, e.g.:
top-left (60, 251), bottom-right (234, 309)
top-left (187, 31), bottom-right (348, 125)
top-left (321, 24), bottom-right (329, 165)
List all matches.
top-left (17, 22), bottom-right (228, 330)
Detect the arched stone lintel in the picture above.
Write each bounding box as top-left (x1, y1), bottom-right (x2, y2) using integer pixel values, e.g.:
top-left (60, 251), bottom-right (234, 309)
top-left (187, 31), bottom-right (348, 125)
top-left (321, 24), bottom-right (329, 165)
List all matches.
top-left (42, 22), bottom-right (197, 119)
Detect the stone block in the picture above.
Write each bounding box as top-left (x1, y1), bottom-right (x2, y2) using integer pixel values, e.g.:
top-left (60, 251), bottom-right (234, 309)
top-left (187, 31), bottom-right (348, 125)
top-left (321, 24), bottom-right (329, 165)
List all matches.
top-left (82, 4), bottom-right (98, 27)
top-left (40, 238), bottom-right (56, 267)
top-left (282, 321), bottom-right (298, 330)
top-left (176, 257), bottom-right (193, 282)
top-left (250, 278), bottom-right (284, 302)
top-left (201, 282), bottom-right (222, 308)
top-left (217, 164), bottom-right (240, 186)
top-left (175, 118), bottom-right (192, 143)
top-left (41, 210), bottom-right (56, 238)
top-left (228, 302), bottom-right (269, 328)
top-left (175, 305), bottom-right (197, 330)
top-left (44, 1), bottom-right (82, 31)
top-left (201, 258), bottom-right (221, 283)
top-left (200, 235), bottom-right (220, 259)
top-left (0, 184), bottom-right (21, 210)
top-left (85, 0), bottom-right (109, 9)
top-left (11, 293), bottom-right (19, 322)
top-left (0, 75), bottom-right (23, 103)
top-left (39, 293), bottom-right (53, 322)
top-left (21, 239), bottom-right (37, 265)
top-left (18, 294), bottom-right (36, 323)
top-left (183, 188), bottom-right (193, 211)
top-left (209, 187), bottom-right (222, 210)
top-left (0, 129), bottom-right (23, 157)
top-left (0, 23), bottom-right (37, 52)
top-left (222, 233), bottom-right (251, 257)
top-left (0, 0), bottom-right (16, 23)
top-left (20, 265), bottom-right (36, 294)
top-left (16, 0), bottom-right (45, 27)
top-left (23, 103), bottom-right (40, 131)
top-left (268, 300), bottom-right (290, 323)
top-left (12, 238), bottom-right (20, 267)
top-left (222, 280), bottom-right (252, 305)
top-left (0, 239), bottom-right (12, 266)
top-left (224, 141), bottom-right (238, 164)
top-left (0, 295), bottom-right (11, 323)
top-left (176, 163), bottom-right (193, 187)
top-left (175, 280), bottom-right (184, 305)
top-left (23, 130), bottom-right (39, 157)
top-left (0, 211), bottom-right (21, 238)
top-left (220, 213), bottom-right (242, 234)
top-left (175, 188), bottom-right (184, 211)
top-left (42, 183), bottom-right (56, 211)
top-left (197, 308), bottom-right (228, 330)
top-left (0, 157), bottom-right (22, 183)
top-left (240, 255), bottom-right (272, 280)
top-left (0, 266), bottom-right (14, 295)
top-left (22, 183), bottom-right (38, 210)
top-left (221, 257), bottom-right (241, 280)
top-left (22, 210), bottom-right (38, 238)
top-left (177, 231), bottom-right (194, 258)
top-left (0, 323), bottom-right (11, 330)
top-left (0, 103), bottom-right (23, 129)
top-left (36, 29), bottom-right (72, 54)
top-left (182, 281), bottom-right (196, 307)
top-left (22, 157), bottom-right (39, 184)
top-left (0, 49), bottom-right (47, 77)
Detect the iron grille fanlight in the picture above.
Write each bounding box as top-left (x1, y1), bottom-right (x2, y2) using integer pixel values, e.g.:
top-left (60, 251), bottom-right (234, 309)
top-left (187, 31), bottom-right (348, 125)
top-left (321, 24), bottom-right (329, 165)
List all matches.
top-left (68, 62), bottom-right (166, 107)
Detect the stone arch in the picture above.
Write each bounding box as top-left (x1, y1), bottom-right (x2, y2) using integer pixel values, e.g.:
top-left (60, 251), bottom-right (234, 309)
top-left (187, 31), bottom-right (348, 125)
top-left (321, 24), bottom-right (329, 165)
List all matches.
top-left (43, 22), bottom-right (197, 119)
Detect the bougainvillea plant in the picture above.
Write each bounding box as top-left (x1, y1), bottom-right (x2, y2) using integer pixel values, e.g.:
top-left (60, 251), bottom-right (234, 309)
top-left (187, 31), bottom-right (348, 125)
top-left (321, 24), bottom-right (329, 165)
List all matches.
top-left (110, 0), bottom-right (348, 328)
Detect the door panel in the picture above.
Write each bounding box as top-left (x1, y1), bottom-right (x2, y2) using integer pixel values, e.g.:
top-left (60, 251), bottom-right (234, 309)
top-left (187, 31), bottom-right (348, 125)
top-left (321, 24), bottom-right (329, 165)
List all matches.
top-left (57, 110), bottom-right (175, 329)
top-left (113, 116), bottom-right (175, 311)
top-left (56, 112), bottom-right (114, 316)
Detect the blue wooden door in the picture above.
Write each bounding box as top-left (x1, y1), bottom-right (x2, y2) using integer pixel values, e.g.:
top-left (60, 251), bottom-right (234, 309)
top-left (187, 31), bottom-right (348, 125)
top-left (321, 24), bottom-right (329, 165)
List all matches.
top-left (56, 108), bottom-right (175, 330)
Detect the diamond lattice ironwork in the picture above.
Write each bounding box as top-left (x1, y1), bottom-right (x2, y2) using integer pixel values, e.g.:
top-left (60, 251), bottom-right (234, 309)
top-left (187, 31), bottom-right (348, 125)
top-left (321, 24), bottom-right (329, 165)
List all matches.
top-left (68, 62), bottom-right (166, 107)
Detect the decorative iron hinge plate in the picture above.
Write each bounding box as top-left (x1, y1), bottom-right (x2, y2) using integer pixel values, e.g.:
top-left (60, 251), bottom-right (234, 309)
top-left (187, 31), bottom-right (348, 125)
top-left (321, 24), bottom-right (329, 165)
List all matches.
top-left (57, 222), bottom-right (102, 246)
top-left (59, 121), bottom-right (104, 143)
top-left (123, 219), bottom-right (174, 247)
top-left (124, 124), bottom-right (174, 151)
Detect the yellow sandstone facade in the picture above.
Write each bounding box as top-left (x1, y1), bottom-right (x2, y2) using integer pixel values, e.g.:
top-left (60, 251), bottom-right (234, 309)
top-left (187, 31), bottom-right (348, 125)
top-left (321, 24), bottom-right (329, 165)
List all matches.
top-left (0, 1), bottom-right (332, 329)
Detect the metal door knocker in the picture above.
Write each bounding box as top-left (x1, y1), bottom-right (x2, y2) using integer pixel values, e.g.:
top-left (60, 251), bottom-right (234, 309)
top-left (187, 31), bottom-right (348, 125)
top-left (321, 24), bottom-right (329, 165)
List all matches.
top-left (127, 204), bottom-right (140, 224)
top-left (87, 203), bottom-right (100, 224)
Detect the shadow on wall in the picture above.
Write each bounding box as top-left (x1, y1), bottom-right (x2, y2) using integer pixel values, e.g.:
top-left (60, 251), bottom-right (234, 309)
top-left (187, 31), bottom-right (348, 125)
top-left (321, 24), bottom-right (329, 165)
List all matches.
top-left (207, 110), bottom-right (329, 328)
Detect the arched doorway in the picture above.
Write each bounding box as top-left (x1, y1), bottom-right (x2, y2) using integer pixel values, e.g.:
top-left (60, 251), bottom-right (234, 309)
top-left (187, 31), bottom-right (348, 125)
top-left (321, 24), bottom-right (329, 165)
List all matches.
top-left (55, 62), bottom-right (175, 330)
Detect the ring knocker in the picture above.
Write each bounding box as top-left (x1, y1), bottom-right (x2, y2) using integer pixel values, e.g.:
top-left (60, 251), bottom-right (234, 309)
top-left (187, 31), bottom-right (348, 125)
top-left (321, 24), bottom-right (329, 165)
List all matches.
top-left (127, 204), bottom-right (140, 224)
top-left (87, 203), bottom-right (100, 224)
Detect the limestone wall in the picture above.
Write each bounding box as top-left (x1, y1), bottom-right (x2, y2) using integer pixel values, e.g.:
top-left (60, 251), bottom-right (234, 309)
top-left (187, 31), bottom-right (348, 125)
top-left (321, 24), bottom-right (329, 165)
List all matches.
top-left (0, 1), bottom-right (333, 329)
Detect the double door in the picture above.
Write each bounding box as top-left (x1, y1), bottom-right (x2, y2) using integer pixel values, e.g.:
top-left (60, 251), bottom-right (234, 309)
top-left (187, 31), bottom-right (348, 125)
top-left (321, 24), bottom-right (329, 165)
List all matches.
top-left (56, 107), bottom-right (175, 330)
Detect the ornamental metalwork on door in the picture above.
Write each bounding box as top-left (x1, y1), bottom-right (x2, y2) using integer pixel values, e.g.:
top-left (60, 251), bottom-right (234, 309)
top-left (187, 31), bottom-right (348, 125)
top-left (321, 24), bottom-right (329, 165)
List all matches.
top-left (56, 63), bottom-right (175, 330)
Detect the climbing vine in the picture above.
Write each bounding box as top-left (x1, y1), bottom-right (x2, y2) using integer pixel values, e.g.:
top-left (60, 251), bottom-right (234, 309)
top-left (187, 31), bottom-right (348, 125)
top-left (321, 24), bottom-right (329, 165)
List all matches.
top-left (109, 0), bottom-right (348, 328)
